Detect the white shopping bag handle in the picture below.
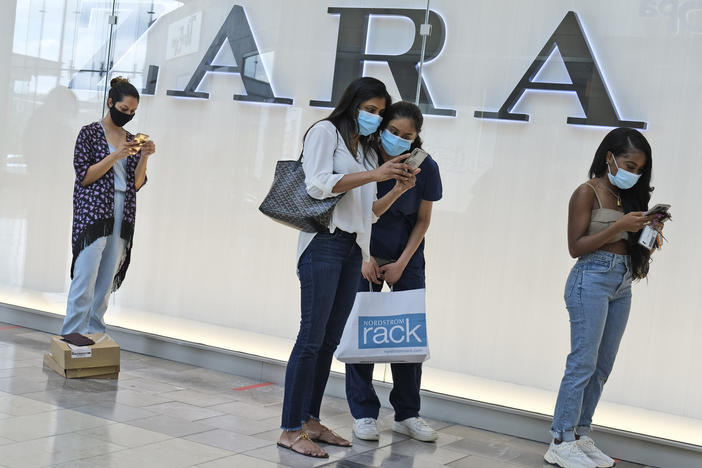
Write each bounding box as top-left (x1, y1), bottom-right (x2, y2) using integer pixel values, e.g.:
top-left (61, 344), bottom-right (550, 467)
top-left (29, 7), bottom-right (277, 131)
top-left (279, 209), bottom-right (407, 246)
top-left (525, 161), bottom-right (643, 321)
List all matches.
top-left (368, 280), bottom-right (394, 292)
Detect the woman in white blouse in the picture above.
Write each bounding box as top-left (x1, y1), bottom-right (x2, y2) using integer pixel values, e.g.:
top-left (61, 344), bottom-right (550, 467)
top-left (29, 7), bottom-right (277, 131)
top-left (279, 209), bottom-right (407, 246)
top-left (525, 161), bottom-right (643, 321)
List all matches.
top-left (278, 77), bottom-right (419, 458)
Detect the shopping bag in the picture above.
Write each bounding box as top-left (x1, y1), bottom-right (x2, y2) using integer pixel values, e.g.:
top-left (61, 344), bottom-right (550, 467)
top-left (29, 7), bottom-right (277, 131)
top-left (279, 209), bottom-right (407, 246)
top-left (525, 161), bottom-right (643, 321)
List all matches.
top-left (335, 288), bottom-right (429, 364)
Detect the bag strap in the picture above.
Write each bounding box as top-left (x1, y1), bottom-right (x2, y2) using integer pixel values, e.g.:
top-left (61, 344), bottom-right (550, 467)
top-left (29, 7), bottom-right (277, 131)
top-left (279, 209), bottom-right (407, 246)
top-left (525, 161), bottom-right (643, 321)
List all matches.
top-left (299, 126), bottom-right (341, 162)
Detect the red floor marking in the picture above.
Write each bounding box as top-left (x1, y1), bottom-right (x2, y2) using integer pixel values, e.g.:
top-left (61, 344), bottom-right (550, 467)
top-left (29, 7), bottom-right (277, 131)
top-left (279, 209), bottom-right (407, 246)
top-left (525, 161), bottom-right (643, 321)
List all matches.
top-left (0, 326), bottom-right (21, 330)
top-left (233, 382), bottom-right (274, 391)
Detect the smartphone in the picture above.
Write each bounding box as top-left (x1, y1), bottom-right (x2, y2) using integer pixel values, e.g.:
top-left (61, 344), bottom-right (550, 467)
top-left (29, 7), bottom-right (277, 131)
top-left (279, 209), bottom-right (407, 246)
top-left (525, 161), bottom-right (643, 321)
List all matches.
top-left (375, 257), bottom-right (395, 267)
top-left (405, 148), bottom-right (428, 169)
top-left (134, 133), bottom-right (149, 145)
top-left (130, 133), bottom-right (149, 154)
top-left (644, 204), bottom-right (670, 216)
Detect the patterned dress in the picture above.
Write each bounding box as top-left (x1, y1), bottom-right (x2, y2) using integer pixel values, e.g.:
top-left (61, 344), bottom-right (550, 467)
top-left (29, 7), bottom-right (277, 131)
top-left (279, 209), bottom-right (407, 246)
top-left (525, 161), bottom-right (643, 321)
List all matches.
top-left (71, 121), bottom-right (146, 290)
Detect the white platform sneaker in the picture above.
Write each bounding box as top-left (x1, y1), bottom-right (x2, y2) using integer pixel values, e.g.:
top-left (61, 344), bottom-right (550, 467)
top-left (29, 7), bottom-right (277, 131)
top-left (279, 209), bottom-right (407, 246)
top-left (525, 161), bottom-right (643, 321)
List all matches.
top-left (577, 436), bottom-right (615, 468)
top-left (353, 418), bottom-right (379, 441)
top-left (392, 417), bottom-right (438, 442)
top-left (544, 440), bottom-right (597, 468)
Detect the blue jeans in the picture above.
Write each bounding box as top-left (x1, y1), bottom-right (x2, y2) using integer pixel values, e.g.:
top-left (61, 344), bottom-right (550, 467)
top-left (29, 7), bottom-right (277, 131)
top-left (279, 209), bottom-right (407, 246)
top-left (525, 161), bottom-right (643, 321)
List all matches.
top-left (281, 230), bottom-right (362, 430)
top-left (346, 265), bottom-right (425, 422)
top-left (62, 191), bottom-right (126, 335)
top-left (551, 250), bottom-right (632, 441)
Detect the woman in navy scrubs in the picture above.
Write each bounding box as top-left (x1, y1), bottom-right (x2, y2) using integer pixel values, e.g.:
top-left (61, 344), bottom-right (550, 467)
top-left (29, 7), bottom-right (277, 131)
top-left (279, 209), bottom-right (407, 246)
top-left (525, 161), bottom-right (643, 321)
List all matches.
top-left (345, 101), bottom-right (442, 442)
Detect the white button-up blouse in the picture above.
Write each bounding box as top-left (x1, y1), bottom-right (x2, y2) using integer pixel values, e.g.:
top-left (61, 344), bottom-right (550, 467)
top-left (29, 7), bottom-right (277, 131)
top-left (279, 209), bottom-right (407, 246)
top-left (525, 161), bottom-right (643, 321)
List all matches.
top-left (297, 120), bottom-right (378, 263)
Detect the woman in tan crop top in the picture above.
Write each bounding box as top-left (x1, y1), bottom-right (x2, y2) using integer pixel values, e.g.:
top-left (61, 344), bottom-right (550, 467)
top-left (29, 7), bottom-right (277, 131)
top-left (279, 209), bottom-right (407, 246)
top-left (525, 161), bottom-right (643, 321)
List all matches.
top-left (545, 128), bottom-right (667, 468)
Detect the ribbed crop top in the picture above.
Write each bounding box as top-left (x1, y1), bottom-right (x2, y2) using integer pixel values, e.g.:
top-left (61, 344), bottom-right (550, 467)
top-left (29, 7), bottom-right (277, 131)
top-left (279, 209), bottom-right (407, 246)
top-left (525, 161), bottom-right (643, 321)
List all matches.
top-left (585, 183), bottom-right (628, 244)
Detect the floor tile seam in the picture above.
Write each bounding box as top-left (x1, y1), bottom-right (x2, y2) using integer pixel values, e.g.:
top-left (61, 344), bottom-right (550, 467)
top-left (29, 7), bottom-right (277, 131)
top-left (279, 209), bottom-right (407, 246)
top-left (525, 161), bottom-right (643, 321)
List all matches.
top-left (120, 373), bottom-right (198, 385)
top-left (166, 425), bottom-right (224, 439)
top-left (21, 396), bottom-right (117, 411)
top-left (62, 394), bottom-right (150, 410)
top-left (0, 407), bottom-right (59, 418)
top-left (56, 407), bottom-right (124, 420)
top-left (57, 430), bottom-right (135, 454)
top-left (76, 424), bottom-right (223, 453)
top-left (116, 379), bottom-right (188, 392)
top-left (158, 434), bottom-right (241, 455)
top-left (181, 433), bottom-right (274, 454)
top-left (316, 456), bottom-right (359, 468)
top-left (0, 419), bottom-right (122, 444)
top-left (334, 443), bottom-right (383, 458)
top-left (187, 411), bottom-right (269, 422)
top-left (0, 395), bottom-right (61, 411)
top-left (0, 406), bottom-right (109, 425)
top-left (0, 430), bottom-right (132, 453)
top-left (120, 389), bottom-right (182, 408)
top-left (35, 440), bottom-right (141, 467)
top-left (452, 446), bottom-right (525, 465)
top-left (443, 453), bottom-right (476, 467)
top-left (156, 389), bottom-right (244, 404)
top-left (73, 426), bottom-right (178, 449)
top-left (160, 410), bottom-right (232, 423)
top-left (182, 452), bottom-right (253, 467)
top-left (174, 399), bottom-right (245, 409)
top-left (186, 427), bottom-right (272, 440)
top-left (69, 407), bottom-right (163, 424)
top-left (143, 401), bottom-right (234, 415)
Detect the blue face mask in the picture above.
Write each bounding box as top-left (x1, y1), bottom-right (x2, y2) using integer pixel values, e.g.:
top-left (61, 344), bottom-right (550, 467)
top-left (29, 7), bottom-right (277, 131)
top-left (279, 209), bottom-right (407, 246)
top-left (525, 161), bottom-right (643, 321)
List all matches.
top-left (357, 109), bottom-right (382, 136)
top-left (380, 129), bottom-right (412, 156)
top-left (607, 155), bottom-right (641, 190)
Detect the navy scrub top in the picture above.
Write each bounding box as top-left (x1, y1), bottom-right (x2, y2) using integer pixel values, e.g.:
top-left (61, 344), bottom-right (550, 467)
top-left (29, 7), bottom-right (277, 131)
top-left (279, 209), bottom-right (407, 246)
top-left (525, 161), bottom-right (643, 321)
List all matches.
top-left (370, 154), bottom-right (442, 270)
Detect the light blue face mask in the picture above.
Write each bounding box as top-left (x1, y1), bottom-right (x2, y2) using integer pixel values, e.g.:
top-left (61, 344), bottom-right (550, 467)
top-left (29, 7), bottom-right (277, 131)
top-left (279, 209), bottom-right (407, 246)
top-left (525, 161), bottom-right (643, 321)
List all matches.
top-left (380, 129), bottom-right (412, 156)
top-left (357, 109), bottom-right (382, 136)
top-left (607, 154), bottom-right (641, 190)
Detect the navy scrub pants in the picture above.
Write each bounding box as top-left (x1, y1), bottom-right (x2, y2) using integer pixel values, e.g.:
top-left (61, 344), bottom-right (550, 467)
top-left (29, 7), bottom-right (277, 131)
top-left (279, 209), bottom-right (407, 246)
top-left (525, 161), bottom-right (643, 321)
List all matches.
top-left (345, 265), bottom-right (426, 422)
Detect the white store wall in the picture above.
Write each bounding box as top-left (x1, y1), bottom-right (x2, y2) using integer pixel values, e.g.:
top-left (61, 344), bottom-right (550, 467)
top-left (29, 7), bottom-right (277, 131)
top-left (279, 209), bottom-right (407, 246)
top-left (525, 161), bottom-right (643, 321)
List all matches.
top-left (1, 0), bottom-right (701, 427)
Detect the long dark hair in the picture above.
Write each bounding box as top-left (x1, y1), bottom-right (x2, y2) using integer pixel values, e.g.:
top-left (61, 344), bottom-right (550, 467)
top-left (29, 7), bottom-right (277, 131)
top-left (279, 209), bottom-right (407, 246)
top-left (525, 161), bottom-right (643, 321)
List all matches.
top-left (305, 77), bottom-right (391, 166)
top-left (377, 101), bottom-right (424, 152)
top-left (588, 127), bottom-right (654, 280)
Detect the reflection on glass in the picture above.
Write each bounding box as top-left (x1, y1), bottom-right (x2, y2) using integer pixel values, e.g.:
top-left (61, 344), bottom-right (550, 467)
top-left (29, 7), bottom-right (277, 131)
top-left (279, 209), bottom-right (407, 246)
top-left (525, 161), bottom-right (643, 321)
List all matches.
top-left (243, 53), bottom-right (267, 82)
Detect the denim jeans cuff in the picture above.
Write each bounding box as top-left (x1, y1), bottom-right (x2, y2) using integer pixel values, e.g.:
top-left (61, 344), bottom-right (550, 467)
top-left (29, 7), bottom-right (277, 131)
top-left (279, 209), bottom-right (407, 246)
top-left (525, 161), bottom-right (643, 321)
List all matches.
top-left (353, 411), bottom-right (380, 420)
top-left (394, 412), bottom-right (419, 422)
top-left (550, 428), bottom-right (576, 442)
top-left (280, 424), bottom-right (303, 431)
top-left (306, 415), bottom-right (320, 422)
top-left (575, 425), bottom-right (591, 436)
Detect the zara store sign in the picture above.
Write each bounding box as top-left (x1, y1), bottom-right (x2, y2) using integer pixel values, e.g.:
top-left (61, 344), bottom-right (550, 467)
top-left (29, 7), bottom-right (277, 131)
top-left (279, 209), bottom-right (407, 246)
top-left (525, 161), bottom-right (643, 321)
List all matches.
top-left (141, 5), bottom-right (646, 129)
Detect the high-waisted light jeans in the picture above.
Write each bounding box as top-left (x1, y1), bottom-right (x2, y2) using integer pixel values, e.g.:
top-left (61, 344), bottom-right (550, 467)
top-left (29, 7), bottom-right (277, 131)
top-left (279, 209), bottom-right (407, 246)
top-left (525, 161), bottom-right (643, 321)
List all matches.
top-left (551, 250), bottom-right (632, 442)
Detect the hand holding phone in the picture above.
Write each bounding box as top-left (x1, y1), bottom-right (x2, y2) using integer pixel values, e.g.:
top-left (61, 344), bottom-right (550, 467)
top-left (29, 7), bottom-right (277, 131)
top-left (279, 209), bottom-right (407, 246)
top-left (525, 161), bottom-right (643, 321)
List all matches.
top-left (131, 133), bottom-right (150, 154)
top-left (639, 203), bottom-right (671, 250)
top-left (644, 204), bottom-right (670, 217)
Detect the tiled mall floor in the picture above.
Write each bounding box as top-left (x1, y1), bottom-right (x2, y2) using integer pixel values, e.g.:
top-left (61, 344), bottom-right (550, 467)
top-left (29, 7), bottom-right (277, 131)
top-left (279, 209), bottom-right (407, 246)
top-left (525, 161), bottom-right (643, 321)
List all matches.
top-left (0, 323), bottom-right (649, 468)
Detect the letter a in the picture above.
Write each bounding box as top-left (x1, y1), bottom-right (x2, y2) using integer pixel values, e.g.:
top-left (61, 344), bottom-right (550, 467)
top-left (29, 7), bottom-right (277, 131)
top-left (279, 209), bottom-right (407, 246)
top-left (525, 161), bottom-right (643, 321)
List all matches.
top-left (167, 5), bottom-right (292, 104)
top-left (474, 11), bottom-right (645, 128)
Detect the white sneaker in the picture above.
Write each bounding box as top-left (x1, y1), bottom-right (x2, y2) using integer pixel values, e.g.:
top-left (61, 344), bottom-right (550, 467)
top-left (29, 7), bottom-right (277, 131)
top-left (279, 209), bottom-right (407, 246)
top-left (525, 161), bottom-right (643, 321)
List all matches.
top-left (544, 440), bottom-right (597, 468)
top-left (393, 417), bottom-right (438, 442)
top-left (353, 418), bottom-right (379, 441)
top-left (577, 436), bottom-right (615, 468)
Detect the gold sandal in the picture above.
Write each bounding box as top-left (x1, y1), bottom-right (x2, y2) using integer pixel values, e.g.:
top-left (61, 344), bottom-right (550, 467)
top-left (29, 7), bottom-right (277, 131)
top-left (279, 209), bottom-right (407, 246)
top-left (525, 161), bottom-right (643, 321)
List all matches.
top-left (311, 424), bottom-right (352, 447)
top-left (277, 431), bottom-right (329, 458)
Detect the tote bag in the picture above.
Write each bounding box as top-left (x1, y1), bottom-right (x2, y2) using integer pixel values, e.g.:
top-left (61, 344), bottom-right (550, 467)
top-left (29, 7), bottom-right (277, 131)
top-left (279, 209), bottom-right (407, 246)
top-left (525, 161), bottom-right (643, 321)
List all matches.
top-left (335, 288), bottom-right (429, 364)
top-left (259, 134), bottom-right (341, 232)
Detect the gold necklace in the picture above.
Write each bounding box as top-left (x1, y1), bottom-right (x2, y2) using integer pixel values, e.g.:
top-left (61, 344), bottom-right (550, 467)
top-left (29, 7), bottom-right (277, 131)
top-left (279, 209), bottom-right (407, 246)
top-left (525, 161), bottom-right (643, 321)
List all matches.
top-left (600, 181), bottom-right (621, 207)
